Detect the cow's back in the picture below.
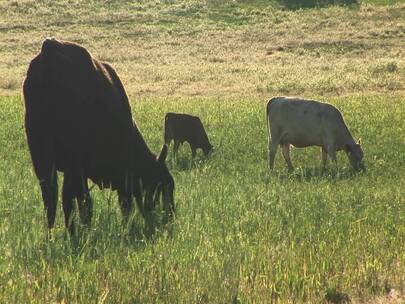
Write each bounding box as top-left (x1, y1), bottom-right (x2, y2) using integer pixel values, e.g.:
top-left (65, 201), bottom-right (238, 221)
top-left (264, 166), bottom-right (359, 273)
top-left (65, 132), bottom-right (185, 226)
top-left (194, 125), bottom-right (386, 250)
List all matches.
top-left (165, 113), bottom-right (203, 143)
top-left (267, 97), bottom-right (345, 147)
top-left (23, 46), bottom-right (138, 190)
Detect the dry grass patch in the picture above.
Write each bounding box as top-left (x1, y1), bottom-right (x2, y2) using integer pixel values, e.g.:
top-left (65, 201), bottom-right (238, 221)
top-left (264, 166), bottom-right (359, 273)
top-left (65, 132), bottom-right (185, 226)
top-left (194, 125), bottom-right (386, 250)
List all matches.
top-left (355, 289), bottom-right (404, 304)
top-left (0, 1), bottom-right (404, 98)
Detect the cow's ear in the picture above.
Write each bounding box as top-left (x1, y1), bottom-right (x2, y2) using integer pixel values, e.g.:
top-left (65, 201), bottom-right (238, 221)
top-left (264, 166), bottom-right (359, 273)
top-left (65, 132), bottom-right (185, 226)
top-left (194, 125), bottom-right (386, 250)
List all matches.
top-left (357, 138), bottom-right (362, 145)
top-left (157, 144), bottom-right (168, 163)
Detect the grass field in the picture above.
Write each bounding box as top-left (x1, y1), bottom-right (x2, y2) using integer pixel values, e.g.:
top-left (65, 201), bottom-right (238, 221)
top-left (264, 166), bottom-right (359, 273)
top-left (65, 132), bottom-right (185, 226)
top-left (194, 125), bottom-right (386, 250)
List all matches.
top-left (0, 0), bottom-right (404, 303)
top-left (0, 0), bottom-right (404, 98)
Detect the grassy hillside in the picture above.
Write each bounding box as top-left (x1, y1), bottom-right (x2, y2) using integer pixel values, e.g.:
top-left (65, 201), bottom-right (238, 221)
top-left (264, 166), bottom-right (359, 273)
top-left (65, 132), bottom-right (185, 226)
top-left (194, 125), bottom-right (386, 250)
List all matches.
top-left (0, 0), bottom-right (404, 303)
top-left (0, 0), bottom-right (404, 98)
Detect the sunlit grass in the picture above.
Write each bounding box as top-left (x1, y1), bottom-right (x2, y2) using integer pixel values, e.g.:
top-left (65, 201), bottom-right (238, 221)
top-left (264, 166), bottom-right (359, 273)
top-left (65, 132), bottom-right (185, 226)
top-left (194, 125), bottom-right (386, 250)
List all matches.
top-left (0, 1), bottom-right (404, 98)
top-left (0, 94), bottom-right (403, 303)
top-left (0, 0), bottom-right (404, 302)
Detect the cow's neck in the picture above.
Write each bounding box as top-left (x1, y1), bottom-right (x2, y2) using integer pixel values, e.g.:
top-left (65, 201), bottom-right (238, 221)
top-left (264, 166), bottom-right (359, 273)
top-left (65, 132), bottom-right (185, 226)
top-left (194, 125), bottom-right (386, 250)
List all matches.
top-left (336, 121), bottom-right (356, 150)
top-left (131, 126), bottom-right (157, 173)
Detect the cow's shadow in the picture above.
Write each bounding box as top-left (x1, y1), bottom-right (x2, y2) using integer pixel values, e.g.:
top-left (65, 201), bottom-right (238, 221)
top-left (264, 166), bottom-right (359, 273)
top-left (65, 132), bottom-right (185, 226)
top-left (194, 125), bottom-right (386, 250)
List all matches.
top-left (275, 166), bottom-right (359, 182)
top-left (168, 154), bottom-right (210, 171)
top-left (63, 210), bottom-right (173, 257)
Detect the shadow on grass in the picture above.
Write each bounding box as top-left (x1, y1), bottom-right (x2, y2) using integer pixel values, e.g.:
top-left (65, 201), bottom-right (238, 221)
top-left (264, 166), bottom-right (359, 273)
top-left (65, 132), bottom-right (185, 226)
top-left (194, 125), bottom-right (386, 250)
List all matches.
top-left (276, 166), bottom-right (359, 181)
top-left (278, 0), bottom-right (359, 9)
top-left (138, 211), bottom-right (175, 241)
top-left (325, 288), bottom-right (351, 304)
top-left (59, 209), bottom-right (174, 258)
top-left (169, 154), bottom-right (211, 172)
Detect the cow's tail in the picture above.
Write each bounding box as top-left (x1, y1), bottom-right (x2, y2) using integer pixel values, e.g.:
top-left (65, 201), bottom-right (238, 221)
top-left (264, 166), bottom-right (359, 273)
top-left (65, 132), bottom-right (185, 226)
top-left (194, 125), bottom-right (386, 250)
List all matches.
top-left (266, 97), bottom-right (281, 141)
top-left (164, 114), bottom-right (170, 145)
top-left (266, 98), bottom-right (275, 147)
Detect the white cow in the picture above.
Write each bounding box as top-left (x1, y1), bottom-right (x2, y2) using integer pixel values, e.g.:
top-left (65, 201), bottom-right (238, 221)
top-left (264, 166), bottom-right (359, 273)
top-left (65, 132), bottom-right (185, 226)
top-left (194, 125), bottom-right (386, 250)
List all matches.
top-left (266, 97), bottom-right (365, 172)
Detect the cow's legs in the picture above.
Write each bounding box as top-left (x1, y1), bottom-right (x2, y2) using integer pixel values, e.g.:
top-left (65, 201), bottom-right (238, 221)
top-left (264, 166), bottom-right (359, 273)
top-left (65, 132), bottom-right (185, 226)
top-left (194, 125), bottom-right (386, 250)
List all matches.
top-left (173, 140), bottom-right (180, 159)
top-left (321, 147), bottom-right (328, 169)
top-left (118, 172), bottom-right (133, 221)
top-left (62, 170), bottom-right (76, 233)
top-left (325, 144), bottom-right (338, 169)
top-left (41, 164), bottom-right (58, 229)
top-left (133, 179), bottom-right (145, 218)
top-left (269, 137), bottom-right (280, 170)
top-left (144, 190), bottom-right (154, 214)
top-left (76, 171), bottom-right (93, 227)
top-left (281, 144), bottom-right (294, 172)
top-left (152, 186), bottom-right (161, 210)
top-left (118, 192), bottom-right (133, 221)
top-left (191, 145), bottom-right (197, 158)
top-left (27, 134), bottom-right (58, 229)
top-left (165, 138), bottom-right (172, 161)
top-left (164, 133), bottom-right (171, 147)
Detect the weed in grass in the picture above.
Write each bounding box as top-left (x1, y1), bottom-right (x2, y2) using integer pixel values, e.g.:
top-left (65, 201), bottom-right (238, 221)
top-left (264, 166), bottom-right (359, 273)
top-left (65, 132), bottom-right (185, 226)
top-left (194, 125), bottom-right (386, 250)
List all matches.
top-left (369, 61), bottom-right (399, 75)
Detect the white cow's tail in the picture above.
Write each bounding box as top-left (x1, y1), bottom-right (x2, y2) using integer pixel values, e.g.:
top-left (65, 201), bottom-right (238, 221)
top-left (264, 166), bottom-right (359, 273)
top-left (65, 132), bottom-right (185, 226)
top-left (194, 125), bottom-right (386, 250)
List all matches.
top-left (266, 98), bottom-right (275, 147)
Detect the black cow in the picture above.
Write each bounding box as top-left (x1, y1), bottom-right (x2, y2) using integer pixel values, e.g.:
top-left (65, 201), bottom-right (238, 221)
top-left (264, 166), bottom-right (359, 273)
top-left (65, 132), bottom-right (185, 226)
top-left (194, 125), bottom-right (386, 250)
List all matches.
top-left (23, 38), bottom-right (175, 232)
top-left (164, 112), bottom-right (213, 158)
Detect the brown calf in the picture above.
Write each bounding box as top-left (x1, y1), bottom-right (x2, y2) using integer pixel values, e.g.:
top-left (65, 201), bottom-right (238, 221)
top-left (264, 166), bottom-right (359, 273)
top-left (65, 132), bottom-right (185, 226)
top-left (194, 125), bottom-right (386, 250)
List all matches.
top-left (164, 112), bottom-right (213, 158)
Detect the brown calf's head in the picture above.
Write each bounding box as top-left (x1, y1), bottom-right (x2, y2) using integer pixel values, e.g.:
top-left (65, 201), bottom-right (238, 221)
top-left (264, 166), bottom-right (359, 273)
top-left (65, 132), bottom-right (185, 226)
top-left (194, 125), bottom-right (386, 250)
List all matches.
top-left (202, 142), bottom-right (214, 156)
top-left (200, 129), bottom-right (213, 156)
top-left (345, 141), bottom-right (365, 172)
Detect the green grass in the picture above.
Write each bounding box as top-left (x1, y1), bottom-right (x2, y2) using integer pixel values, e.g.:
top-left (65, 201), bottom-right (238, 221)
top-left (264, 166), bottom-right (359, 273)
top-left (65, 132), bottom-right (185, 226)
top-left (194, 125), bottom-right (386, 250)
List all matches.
top-left (0, 0), bottom-right (404, 302)
top-left (0, 95), bottom-right (404, 303)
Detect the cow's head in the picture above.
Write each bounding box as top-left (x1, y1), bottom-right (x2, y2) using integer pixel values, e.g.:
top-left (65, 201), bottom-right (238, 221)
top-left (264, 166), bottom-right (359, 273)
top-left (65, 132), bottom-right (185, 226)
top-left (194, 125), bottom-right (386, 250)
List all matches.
top-left (345, 141), bottom-right (365, 172)
top-left (200, 130), bottom-right (213, 156)
top-left (202, 142), bottom-right (213, 156)
top-left (40, 38), bottom-right (97, 97)
top-left (144, 144), bottom-right (175, 220)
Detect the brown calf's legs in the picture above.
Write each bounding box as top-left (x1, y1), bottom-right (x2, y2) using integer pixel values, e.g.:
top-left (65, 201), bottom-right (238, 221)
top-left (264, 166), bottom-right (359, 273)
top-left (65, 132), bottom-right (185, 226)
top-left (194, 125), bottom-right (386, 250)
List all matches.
top-left (321, 147), bottom-right (328, 169)
top-left (191, 145), bottom-right (197, 158)
top-left (173, 140), bottom-right (180, 159)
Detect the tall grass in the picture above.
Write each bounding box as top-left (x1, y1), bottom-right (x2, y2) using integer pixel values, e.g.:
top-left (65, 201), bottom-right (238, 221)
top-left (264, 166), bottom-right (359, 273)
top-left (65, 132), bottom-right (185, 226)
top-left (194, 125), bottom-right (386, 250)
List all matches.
top-left (0, 95), bottom-right (403, 303)
top-left (0, 0), bottom-right (403, 302)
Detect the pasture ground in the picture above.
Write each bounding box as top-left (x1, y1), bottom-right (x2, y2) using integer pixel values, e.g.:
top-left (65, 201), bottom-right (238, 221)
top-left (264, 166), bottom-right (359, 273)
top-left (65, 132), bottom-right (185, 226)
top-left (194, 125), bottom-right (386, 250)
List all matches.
top-left (0, 0), bottom-right (404, 303)
top-left (0, 0), bottom-right (404, 98)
